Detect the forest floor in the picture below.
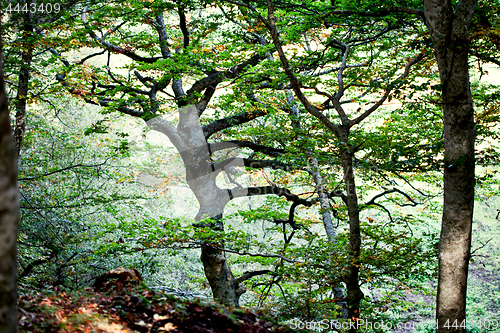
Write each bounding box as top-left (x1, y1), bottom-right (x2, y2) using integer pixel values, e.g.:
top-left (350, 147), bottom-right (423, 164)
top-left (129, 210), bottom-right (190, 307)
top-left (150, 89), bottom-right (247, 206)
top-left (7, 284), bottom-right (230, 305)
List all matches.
top-left (17, 286), bottom-right (307, 333)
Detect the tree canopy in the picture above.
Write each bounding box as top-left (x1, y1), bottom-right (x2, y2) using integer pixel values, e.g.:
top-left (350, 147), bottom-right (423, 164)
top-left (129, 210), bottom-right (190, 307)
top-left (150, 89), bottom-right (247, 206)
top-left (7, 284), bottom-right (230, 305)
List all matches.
top-left (1, 0), bottom-right (499, 332)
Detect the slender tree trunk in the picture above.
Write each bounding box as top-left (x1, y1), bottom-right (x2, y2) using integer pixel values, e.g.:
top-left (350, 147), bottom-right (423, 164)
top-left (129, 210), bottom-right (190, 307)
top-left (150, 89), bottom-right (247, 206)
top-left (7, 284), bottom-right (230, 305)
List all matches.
top-left (424, 1), bottom-right (477, 331)
top-left (341, 147), bottom-right (364, 329)
top-left (14, 49), bottom-right (32, 156)
top-left (14, 8), bottom-right (34, 156)
top-left (0, 18), bottom-right (20, 333)
top-left (310, 157), bottom-right (347, 319)
top-left (310, 158), bottom-right (337, 241)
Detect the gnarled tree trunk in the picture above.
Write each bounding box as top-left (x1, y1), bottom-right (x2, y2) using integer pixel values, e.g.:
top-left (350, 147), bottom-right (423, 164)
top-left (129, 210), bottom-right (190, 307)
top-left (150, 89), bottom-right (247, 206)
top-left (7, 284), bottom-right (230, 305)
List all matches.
top-left (151, 104), bottom-right (248, 307)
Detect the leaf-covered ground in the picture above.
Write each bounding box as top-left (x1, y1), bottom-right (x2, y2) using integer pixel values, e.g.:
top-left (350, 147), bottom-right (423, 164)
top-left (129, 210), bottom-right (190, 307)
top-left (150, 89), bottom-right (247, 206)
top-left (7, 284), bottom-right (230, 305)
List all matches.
top-left (18, 287), bottom-right (308, 333)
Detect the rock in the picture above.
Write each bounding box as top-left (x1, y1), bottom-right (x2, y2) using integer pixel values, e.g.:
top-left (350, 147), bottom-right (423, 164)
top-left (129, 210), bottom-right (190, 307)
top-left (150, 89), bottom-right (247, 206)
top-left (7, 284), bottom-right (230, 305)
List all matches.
top-left (93, 267), bottom-right (143, 292)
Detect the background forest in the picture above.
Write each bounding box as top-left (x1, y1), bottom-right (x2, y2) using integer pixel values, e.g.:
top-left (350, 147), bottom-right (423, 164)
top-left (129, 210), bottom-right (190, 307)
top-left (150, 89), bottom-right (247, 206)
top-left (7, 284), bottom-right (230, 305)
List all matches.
top-left (1, 0), bottom-right (500, 332)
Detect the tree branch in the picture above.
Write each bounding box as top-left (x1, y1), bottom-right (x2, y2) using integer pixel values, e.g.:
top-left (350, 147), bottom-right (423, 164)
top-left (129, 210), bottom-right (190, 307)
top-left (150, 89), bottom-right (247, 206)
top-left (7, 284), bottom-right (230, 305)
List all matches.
top-left (348, 52), bottom-right (425, 127)
top-left (236, 270), bottom-right (272, 283)
top-left (363, 188), bottom-right (420, 207)
top-left (81, 6), bottom-right (161, 63)
top-left (209, 140), bottom-right (284, 157)
top-left (329, 7), bottom-right (424, 18)
top-left (18, 159), bottom-right (114, 181)
top-left (243, 158), bottom-right (292, 171)
top-left (266, 0), bottom-right (342, 138)
top-left (202, 108), bottom-right (268, 139)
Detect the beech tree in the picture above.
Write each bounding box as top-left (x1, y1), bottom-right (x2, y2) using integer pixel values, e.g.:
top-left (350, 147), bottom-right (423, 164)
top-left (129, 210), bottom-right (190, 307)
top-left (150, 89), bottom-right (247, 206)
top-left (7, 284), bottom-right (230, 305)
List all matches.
top-left (254, 0), bottom-right (497, 330)
top-left (234, 0), bottom-right (428, 324)
top-left (423, 0), bottom-right (477, 331)
top-left (3, 0), bottom-right (80, 156)
top-left (0, 15), bottom-right (19, 333)
top-left (42, 0), bottom-right (322, 307)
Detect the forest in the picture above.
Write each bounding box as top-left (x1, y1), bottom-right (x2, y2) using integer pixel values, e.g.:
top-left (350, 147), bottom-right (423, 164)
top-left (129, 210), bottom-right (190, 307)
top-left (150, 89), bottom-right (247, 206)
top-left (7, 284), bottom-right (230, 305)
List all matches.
top-left (0, 0), bottom-right (499, 332)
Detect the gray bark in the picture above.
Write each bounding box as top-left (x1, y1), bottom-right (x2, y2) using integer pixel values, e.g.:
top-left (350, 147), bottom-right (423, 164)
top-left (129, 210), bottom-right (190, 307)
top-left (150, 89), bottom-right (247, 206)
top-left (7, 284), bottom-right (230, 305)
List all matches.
top-left (424, 1), bottom-right (477, 331)
top-left (310, 158), bottom-right (337, 242)
top-left (309, 157), bottom-right (347, 318)
top-left (148, 105), bottom-right (247, 306)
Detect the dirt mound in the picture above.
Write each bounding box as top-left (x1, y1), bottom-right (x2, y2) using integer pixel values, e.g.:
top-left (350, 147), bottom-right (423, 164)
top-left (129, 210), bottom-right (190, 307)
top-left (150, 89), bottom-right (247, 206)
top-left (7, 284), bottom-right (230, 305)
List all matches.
top-left (18, 286), bottom-right (309, 333)
top-left (93, 267), bottom-right (143, 292)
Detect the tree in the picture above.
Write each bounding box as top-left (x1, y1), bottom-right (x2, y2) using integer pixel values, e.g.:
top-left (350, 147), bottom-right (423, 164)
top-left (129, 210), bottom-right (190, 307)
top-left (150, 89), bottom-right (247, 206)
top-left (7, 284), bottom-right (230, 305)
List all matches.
top-left (43, 0), bottom-right (321, 307)
top-left (256, 0), bottom-right (428, 325)
top-left (0, 14), bottom-right (19, 333)
top-left (423, 0), bottom-right (478, 331)
top-left (255, 0), bottom-right (497, 329)
top-left (3, 0), bottom-right (80, 156)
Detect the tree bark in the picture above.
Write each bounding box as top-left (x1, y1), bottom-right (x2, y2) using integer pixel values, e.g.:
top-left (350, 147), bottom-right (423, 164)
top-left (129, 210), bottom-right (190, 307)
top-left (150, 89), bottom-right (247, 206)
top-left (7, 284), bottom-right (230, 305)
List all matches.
top-left (150, 105), bottom-right (247, 307)
top-left (14, 7), bottom-right (34, 157)
top-left (340, 147), bottom-right (364, 329)
top-left (200, 245), bottom-right (245, 307)
top-left (424, 0), bottom-right (477, 331)
top-left (0, 17), bottom-right (20, 333)
top-left (310, 157), bottom-right (347, 319)
top-left (310, 158), bottom-right (337, 242)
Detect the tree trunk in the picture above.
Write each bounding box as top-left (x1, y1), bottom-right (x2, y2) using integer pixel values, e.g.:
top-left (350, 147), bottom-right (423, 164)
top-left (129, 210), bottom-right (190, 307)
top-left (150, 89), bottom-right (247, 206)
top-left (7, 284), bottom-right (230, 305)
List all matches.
top-left (14, 8), bottom-right (34, 156)
top-left (424, 1), bottom-right (477, 331)
top-left (341, 147), bottom-right (364, 329)
top-left (200, 245), bottom-right (245, 307)
top-left (193, 186), bottom-right (246, 307)
top-left (310, 158), bottom-right (337, 241)
top-left (310, 157), bottom-right (347, 319)
top-left (152, 104), bottom-right (246, 307)
top-left (0, 19), bottom-right (20, 333)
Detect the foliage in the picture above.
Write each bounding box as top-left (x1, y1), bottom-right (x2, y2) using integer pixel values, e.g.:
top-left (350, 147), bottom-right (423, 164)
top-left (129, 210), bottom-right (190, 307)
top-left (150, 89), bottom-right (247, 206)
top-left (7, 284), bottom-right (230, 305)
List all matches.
top-left (2, 0), bottom-right (499, 330)
top-left (17, 102), bottom-right (144, 290)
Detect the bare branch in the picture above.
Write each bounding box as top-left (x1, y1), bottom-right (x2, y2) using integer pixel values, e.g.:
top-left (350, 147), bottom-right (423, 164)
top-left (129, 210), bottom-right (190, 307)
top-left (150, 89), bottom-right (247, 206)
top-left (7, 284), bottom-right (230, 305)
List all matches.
top-left (236, 270), bottom-right (272, 283)
top-left (19, 158), bottom-right (114, 181)
top-left (348, 52), bottom-right (425, 127)
top-left (363, 188), bottom-right (420, 207)
top-left (470, 239), bottom-right (492, 257)
top-left (209, 140), bottom-right (284, 157)
top-left (330, 7), bottom-right (424, 18)
top-left (77, 50), bottom-right (106, 65)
